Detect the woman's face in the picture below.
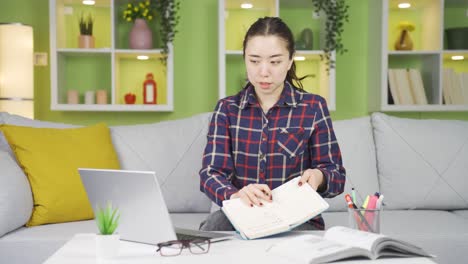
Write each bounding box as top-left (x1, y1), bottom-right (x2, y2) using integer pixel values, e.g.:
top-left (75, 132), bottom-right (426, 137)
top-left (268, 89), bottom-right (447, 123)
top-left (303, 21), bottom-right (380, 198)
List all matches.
top-left (244, 35), bottom-right (293, 99)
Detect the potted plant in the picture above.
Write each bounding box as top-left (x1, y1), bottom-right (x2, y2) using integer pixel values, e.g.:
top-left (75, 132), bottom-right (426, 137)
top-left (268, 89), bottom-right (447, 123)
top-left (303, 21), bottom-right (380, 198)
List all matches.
top-left (95, 202), bottom-right (120, 258)
top-left (311, 0), bottom-right (349, 71)
top-left (122, 0), bottom-right (179, 62)
top-left (78, 12), bottom-right (94, 48)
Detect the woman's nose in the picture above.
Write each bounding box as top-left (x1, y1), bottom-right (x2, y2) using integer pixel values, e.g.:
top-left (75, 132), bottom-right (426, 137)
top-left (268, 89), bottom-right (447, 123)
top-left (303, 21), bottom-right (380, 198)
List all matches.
top-left (259, 63), bottom-right (270, 77)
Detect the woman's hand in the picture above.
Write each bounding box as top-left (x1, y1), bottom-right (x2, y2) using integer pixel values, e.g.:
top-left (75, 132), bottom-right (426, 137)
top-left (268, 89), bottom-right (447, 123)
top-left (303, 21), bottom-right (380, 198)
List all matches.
top-left (298, 169), bottom-right (325, 191)
top-left (230, 184), bottom-right (272, 207)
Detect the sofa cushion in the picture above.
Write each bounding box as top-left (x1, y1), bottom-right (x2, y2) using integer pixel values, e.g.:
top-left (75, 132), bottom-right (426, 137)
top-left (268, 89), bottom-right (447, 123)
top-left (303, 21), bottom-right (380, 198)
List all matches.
top-left (0, 151), bottom-right (33, 237)
top-left (451, 210), bottom-right (468, 219)
top-left (0, 112), bottom-right (75, 160)
top-left (0, 124), bottom-right (121, 226)
top-left (372, 112), bottom-right (468, 210)
top-left (111, 113), bottom-right (213, 213)
top-left (326, 116), bottom-right (379, 211)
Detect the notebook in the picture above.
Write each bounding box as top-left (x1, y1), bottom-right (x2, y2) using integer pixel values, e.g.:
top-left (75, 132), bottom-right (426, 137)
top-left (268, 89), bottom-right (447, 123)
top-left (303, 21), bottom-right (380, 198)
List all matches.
top-left (78, 168), bottom-right (233, 245)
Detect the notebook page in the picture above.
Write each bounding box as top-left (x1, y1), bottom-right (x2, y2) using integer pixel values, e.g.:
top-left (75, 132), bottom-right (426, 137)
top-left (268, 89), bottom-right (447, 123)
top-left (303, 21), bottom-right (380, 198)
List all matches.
top-left (272, 177), bottom-right (329, 225)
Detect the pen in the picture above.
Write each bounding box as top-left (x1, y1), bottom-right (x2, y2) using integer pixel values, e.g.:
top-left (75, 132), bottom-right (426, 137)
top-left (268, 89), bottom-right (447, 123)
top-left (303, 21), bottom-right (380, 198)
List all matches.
top-left (345, 194), bottom-right (374, 232)
top-left (376, 194), bottom-right (384, 210)
top-left (362, 195), bottom-right (370, 209)
top-left (351, 188), bottom-right (357, 205)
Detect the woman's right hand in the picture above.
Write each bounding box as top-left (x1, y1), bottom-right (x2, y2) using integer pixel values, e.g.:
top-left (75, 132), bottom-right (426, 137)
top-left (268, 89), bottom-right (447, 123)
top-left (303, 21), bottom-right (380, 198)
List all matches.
top-left (230, 184), bottom-right (273, 207)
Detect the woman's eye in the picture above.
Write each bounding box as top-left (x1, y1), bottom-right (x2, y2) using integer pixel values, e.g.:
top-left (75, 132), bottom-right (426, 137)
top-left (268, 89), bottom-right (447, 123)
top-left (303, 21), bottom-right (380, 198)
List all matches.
top-left (250, 60), bottom-right (259, 64)
top-left (271, 61), bottom-right (281, 65)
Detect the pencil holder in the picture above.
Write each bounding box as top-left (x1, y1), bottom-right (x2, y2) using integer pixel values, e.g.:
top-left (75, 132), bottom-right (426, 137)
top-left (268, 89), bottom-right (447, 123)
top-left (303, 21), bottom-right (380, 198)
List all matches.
top-left (348, 208), bottom-right (382, 234)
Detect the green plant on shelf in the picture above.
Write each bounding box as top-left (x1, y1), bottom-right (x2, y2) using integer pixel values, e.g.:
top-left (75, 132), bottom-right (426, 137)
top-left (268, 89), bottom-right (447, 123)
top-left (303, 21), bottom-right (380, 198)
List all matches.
top-left (311, 0), bottom-right (349, 72)
top-left (79, 12), bottom-right (94, 36)
top-left (95, 202), bottom-right (120, 235)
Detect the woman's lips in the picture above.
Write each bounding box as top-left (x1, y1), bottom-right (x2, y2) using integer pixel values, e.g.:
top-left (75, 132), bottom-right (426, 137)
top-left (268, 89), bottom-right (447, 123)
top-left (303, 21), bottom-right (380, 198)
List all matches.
top-left (259, 82), bottom-right (271, 89)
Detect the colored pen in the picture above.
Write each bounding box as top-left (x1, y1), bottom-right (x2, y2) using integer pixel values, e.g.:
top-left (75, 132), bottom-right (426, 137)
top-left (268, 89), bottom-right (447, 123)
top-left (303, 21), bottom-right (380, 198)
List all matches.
top-left (362, 195), bottom-right (370, 209)
top-left (351, 188), bottom-right (357, 205)
top-left (376, 194), bottom-right (384, 209)
top-left (345, 194), bottom-right (374, 232)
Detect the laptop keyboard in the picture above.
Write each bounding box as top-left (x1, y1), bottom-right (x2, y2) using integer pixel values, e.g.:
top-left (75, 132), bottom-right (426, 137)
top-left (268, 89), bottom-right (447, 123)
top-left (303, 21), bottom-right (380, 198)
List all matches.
top-left (175, 233), bottom-right (212, 241)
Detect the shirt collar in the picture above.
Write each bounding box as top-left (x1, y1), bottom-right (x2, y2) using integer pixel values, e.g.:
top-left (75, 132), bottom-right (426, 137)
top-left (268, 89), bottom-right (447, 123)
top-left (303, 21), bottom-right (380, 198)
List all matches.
top-left (239, 82), bottom-right (300, 109)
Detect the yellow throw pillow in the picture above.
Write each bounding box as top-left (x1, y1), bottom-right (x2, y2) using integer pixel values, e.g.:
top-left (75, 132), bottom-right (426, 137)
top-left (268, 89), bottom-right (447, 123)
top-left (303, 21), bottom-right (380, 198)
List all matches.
top-left (0, 123), bottom-right (120, 226)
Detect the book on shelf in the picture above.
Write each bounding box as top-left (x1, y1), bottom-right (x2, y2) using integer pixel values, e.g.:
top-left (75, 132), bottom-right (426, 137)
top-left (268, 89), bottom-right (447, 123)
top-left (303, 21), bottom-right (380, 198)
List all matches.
top-left (222, 176), bottom-right (329, 240)
top-left (408, 69), bottom-right (428, 105)
top-left (387, 69), bottom-right (401, 104)
top-left (443, 68), bottom-right (453, 104)
top-left (267, 226), bottom-right (433, 263)
top-left (393, 69), bottom-right (415, 105)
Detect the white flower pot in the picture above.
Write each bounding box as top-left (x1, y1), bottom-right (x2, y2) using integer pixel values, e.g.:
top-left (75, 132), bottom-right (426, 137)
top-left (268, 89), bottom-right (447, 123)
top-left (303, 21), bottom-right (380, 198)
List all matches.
top-left (95, 234), bottom-right (120, 259)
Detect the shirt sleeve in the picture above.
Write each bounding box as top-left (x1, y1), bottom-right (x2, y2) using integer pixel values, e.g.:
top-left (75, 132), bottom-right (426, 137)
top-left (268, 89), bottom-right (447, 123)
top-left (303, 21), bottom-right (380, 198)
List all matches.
top-left (199, 100), bottom-right (239, 206)
top-left (309, 97), bottom-right (346, 198)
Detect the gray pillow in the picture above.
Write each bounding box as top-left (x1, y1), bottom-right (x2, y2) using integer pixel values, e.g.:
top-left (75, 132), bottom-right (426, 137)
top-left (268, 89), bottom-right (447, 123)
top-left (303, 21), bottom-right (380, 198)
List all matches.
top-left (372, 112), bottom-right (468, 210)
top-left (0, 151), bottom-right (33, 237)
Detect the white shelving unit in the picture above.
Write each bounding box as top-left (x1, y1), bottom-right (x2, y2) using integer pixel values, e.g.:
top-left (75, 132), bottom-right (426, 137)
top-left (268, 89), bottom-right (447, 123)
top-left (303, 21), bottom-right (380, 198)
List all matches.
top-left (218, 0), bottom-right (336, 110)
top-left (49, 0), bottom-right (173, 111)
top-left (368, 0), bottom-right (468, 112)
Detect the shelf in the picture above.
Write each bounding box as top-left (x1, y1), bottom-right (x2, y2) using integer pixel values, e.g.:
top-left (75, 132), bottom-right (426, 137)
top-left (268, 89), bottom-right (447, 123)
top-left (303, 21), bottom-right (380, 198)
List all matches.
top-left (218, 0), bottom-right (336, 110)
top-left (368, 0), bottom-right (468, 112)
top-left (50, 0), bottom-right (174, 112)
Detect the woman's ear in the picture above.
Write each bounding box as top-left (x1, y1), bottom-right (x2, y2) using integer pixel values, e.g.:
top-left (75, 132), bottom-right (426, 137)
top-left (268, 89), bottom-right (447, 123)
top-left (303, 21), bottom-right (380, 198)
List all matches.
top-left (288, 53), bottom-right (294, 70)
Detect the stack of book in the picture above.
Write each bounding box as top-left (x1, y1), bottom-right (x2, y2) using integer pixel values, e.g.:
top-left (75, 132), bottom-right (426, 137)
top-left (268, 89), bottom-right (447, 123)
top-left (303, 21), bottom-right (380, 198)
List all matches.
top-left (443, 68), bottom-right (468, 105)
top-left (387, 68), bottom-right (428, 105)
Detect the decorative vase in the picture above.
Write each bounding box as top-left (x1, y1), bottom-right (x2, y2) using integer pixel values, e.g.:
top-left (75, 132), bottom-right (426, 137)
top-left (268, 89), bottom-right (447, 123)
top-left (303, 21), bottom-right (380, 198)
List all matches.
top-left (95, 234), bottom-right (120, 258)
top-left (129, 18), bottom-right (153, 49)
top-left (394, 29), bottom-right (413, 51)
top-left (78, 35), bottom-right (95, 48)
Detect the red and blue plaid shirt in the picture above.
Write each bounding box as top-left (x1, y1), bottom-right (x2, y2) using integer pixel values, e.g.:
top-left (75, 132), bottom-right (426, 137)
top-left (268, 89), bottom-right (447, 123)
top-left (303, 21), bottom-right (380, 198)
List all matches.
top-left (199, 82), bottom-right (346, 229)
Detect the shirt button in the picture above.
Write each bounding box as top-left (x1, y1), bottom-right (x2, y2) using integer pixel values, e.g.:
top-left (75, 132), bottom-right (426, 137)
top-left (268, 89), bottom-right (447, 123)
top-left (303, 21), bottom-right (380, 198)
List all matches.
top-left (260, 153), bottom-right (265, 159)
top-left (262, 137), bottom-right (267, 141)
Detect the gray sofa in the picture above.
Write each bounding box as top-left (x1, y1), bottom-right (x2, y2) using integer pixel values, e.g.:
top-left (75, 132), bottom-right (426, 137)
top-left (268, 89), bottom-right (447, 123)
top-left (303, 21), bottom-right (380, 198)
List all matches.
top-left (0, 111), bottom-right (467, 264)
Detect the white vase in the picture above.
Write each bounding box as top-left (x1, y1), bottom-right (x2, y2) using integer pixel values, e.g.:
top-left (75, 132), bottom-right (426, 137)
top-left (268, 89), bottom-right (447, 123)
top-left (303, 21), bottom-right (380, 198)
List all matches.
top-left (95, 234), bottom-right (120, 258)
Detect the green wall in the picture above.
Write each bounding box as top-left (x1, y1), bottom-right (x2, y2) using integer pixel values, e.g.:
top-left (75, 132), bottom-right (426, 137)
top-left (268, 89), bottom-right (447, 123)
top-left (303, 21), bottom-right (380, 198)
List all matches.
top-left (0, 0), bottom-right (466, 126)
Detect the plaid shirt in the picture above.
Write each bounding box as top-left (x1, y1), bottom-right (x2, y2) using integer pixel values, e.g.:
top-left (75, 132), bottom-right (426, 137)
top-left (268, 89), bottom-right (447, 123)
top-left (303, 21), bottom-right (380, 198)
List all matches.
top-left (199, 82), bottom-right (346, 229)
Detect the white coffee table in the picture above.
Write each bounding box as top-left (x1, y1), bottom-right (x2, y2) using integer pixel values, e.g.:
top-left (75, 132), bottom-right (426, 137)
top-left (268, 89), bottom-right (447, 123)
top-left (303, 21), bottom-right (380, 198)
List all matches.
top-left (44, 232), bottom-right (436, 264)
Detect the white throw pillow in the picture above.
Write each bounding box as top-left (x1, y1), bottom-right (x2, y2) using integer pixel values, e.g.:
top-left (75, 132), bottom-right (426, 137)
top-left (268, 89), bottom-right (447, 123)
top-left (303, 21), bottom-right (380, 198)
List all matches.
top-left (0, 151), bottom-right (33, 237)
top-left (372, 112), bottom-right (468, 210)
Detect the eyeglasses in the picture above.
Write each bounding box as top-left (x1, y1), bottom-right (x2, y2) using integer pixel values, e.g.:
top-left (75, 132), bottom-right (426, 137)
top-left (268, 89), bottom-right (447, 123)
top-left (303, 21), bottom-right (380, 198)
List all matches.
top-left (156, 239), bottom-right (211, 256)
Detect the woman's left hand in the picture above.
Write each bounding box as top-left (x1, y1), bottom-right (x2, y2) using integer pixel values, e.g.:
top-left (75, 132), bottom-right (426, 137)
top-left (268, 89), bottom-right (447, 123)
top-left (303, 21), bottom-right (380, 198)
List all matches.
top-left (298, 168), bottom-right (324, 191)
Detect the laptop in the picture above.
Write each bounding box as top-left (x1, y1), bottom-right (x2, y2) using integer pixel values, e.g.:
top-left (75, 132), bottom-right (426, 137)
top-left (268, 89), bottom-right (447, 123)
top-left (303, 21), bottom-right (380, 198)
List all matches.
top-left (78, 168), bottom-right (233, 245)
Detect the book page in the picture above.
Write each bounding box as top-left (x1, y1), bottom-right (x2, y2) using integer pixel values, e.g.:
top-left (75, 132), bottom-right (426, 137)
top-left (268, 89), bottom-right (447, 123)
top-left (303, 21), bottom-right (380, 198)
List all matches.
top-left (272, 177), bottom-right (329, 226)
top-left (267, 234), bottom-right (371, 263)
top-left (222, 199), bottom-right (289, 239)
top-left (324, 226), bottom-right (386, 253)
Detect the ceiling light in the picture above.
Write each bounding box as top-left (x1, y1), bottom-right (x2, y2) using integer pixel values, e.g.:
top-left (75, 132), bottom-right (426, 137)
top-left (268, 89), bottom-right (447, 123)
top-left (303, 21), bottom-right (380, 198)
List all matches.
top-left (293, 56), bottom-right (306, 61)
top-left (451, 55), bottom-right (464, 61)
top-left (398, 3), bottom-right (411, 9)
top-left (82, 0), bottom-right (95, 5)
top-left (241, 3), bottom-right (253, 9)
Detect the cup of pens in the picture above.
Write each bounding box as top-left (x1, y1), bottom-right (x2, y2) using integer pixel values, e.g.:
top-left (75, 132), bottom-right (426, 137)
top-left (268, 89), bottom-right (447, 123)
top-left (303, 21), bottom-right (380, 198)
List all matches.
top-left (348, 207), bottom-right (382, 234)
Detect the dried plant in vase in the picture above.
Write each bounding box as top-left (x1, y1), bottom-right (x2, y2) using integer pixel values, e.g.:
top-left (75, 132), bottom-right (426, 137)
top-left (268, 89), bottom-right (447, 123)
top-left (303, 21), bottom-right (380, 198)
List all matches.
top-left (78, 12), bottom-right (95, 48)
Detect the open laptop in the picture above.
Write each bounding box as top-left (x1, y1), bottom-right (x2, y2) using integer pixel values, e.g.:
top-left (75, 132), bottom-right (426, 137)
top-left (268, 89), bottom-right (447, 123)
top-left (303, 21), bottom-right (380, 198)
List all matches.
top-left (78, 168), bottom-right (233, 245)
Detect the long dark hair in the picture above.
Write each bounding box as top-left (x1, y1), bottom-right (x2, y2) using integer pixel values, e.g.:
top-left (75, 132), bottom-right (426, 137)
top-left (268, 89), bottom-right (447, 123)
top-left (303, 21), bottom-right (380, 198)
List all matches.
top-left (242, 17), bottom-right (308, 90)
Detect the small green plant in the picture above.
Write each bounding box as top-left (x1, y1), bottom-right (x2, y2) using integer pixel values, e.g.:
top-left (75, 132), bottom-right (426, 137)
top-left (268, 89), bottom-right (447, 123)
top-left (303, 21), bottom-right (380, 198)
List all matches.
top-left (79, 12), bottom-right (94, 36)
top-left (95, 202), bottom-right (120, 235)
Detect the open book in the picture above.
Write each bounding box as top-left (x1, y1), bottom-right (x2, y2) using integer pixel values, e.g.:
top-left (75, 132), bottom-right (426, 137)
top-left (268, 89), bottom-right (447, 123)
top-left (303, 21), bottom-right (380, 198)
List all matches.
top-left (267, 226), bottom-right (433, 263)
top-left (222, 177), bottom-right (329, 240)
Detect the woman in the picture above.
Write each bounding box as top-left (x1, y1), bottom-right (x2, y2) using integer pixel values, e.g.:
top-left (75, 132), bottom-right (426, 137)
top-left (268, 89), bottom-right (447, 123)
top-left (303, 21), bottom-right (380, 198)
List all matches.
top-left (199, 17), bottom-right (345, 231)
